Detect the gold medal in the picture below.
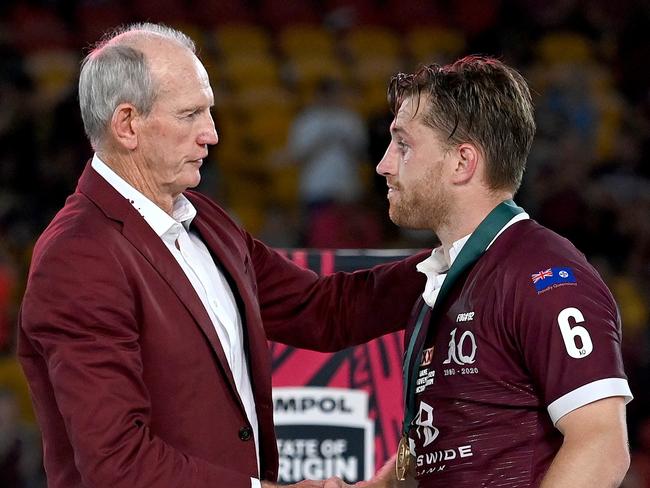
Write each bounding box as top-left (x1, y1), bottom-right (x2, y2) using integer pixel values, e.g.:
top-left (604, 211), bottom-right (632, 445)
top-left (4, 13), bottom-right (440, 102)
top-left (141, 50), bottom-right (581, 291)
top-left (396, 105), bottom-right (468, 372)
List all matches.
top-left (395, 435), bottom-right (411, 481)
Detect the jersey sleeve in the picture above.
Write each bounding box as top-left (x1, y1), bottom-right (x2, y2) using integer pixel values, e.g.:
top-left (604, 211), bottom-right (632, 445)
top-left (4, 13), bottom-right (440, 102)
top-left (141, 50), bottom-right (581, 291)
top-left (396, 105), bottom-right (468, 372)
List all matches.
top-left (510, 257), bottom-right (632, 424)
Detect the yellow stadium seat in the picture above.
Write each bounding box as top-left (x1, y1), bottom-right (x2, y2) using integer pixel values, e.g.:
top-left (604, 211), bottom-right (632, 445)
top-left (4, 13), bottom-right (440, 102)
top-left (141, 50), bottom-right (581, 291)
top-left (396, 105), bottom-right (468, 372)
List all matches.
top-left (287, 56), bottom-right (349, 102)
top-left (231, 84), bottom-right (297, 114)
top-left (354, 80), bottom-right (392, 117)
top-left (537, 32), bottom-right (594, 65)
top-left (346, 27), bottom-right (401, 59)
top-left (25, 49), bottom-right (79, 105)
top-left (406, 26), bottom-right (466, 65)
top-left (0, 356), bottom-right (36, 423)
top-left (279, 24), bottom-right (336, 60)
top-left (214, 23), bottom-right (271, 58)
top-left (246, 111), bottom-right (294, 153)
top-left (352, 55), bottom-right (402, 86)
top-left (223, 53), bottom-right (281, 90)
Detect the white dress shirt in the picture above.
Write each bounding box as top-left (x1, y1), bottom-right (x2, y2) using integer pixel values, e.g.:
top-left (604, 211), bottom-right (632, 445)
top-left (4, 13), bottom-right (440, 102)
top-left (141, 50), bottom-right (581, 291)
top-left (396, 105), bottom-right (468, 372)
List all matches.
top-left (416, 212), bottom-right (529, 308)
top-left (92, 156), bottom-right (261, 487)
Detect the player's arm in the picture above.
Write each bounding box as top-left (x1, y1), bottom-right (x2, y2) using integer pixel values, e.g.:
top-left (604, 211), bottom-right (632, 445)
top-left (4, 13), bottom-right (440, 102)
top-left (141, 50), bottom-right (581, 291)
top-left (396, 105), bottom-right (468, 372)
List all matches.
top-left (247, 232), bottom-right (428, 351)
top-left (540, 396), bottom-right (630, 487)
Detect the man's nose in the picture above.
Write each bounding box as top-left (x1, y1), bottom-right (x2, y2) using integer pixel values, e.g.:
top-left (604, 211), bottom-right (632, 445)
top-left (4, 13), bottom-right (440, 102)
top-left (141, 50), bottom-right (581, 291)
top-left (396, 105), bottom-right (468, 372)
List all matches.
top-left (376, 142), bottom-right (397, 176)
top-left (199, 114), bottom-right (219, 146)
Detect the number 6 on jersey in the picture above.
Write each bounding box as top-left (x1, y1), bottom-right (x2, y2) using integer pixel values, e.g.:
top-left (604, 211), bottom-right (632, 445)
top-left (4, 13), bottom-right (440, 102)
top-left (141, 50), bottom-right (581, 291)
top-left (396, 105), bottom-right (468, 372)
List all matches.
top-left (557, 307), bottom-right (593, 358)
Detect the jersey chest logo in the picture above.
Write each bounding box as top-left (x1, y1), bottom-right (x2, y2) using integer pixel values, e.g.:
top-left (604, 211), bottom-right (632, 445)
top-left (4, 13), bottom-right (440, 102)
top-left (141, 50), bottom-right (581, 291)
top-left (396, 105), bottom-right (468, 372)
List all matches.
top-left (443, 328), bottom-right (477, 366)
top-left (440, 310), bottom-right (480, 377)
top-left (411, 400), bottom-right (475, 476)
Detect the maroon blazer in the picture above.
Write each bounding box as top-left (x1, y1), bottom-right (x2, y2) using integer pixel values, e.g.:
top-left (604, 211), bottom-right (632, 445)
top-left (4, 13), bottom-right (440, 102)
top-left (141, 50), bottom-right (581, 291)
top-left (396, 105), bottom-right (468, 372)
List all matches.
top-left (18, 164), bottom-right (426, 488)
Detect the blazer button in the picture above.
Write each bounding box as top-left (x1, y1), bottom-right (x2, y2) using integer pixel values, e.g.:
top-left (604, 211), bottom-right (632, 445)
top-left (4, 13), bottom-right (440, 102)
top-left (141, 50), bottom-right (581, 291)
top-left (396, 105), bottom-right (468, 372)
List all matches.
top-left (239, 426), bottom-right (253, 441)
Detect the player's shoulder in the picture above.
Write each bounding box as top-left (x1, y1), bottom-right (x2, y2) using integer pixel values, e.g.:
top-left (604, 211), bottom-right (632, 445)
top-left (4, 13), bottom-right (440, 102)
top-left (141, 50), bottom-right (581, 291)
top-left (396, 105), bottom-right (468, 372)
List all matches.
top-left (487, 219), bottom-right (590, 271)
top-left (485, 219), bottom-right (611, 297)
top-left (493, 219), bottom-right (585, 263)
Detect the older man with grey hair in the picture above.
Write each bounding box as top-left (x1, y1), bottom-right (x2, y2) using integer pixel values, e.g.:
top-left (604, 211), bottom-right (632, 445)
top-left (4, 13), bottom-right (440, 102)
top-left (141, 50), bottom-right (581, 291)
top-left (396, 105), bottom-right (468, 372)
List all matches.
top-left (18, 23), bottom-right (426, 488)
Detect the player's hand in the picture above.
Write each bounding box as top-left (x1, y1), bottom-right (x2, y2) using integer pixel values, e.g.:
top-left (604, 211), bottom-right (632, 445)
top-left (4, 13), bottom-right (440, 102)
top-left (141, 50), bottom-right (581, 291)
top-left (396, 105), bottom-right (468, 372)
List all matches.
top-left (322, 477), bottom-right (383, 487)
top-left (323, 477), bottom-right (350, 487)
top-left (262, 480), bottom-right (325, 487)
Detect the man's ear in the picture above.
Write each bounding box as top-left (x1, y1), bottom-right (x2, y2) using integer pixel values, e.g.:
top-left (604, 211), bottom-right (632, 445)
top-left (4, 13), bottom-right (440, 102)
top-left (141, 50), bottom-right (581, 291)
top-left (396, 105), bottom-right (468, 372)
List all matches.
top-left (110, 103), bottom-right (140, 150)
top-left (452, 143), bottom-right (480, 185)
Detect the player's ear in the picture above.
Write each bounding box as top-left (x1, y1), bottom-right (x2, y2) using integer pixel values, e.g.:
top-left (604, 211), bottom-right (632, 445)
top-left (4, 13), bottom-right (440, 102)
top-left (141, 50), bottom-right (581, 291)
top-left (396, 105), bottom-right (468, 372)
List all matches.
top-left (452, 143), bottom-right (480, 185)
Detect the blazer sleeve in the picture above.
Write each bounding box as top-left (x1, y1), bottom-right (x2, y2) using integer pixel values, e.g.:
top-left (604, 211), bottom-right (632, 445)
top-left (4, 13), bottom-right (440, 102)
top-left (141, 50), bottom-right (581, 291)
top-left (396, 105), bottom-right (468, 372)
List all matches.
top-left (246, 232), bottom-right (428, 351)
top-left (20, 235), bottom-right (254, 488)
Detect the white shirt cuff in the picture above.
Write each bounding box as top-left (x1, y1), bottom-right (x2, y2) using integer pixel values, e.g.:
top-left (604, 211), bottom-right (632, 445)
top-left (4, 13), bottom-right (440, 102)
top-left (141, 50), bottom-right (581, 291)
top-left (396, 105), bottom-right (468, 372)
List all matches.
top-left (547, 378), bottom-right (633, 425)
top-left (251, 477), bottom-right (262, 488)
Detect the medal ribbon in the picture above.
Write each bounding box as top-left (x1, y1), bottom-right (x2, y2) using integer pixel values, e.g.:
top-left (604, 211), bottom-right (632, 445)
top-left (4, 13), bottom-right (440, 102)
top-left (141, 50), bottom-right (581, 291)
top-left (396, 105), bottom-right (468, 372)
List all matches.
top-left (401, 200), bottom-right (524, 435)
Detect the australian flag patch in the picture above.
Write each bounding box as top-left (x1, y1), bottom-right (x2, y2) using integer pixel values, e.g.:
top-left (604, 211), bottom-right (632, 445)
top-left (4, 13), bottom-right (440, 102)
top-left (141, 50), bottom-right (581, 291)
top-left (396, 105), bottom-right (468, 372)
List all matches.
top-left (531, 267), bottom-right (577, 293)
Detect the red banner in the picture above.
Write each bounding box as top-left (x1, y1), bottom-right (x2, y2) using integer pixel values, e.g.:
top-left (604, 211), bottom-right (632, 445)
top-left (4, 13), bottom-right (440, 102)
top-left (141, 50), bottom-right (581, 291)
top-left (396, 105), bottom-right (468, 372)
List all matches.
top-left (270, 250), bottom-right (417, 481)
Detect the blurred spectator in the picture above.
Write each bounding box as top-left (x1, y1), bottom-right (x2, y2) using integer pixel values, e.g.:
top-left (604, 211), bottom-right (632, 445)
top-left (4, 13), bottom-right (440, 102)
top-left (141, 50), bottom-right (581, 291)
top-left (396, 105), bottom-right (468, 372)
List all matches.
top-left (285, 78), bottom-right (374, 245)
top-left (287, 78), bottom-right (368, 208)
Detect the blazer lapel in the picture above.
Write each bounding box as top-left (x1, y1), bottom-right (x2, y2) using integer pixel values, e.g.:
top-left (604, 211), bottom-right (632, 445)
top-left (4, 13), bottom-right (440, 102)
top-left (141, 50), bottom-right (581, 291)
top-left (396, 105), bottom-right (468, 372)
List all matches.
top-left (188, 196), bottom-right (272, 396)
top-left (77, 163), bottom-right (242, 405)
top-left (190, 207), bottom-right (278, 475)
top-left (190, 216), bottom-right (262, 349)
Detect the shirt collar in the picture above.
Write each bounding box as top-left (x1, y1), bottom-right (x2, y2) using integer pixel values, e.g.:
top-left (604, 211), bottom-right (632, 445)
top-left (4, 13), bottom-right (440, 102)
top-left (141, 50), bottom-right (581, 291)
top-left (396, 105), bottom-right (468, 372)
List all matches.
top-left (415, 233), bottom-right (470, 277)
top-left (91, 154), bottom-right (197, 237)
top-left (415, 209), bottom-right (529, 307)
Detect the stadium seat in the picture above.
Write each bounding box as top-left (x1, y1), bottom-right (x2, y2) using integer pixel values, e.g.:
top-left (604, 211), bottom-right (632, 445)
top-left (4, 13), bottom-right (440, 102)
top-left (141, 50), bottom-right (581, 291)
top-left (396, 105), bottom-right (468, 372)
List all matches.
top-left (353, 80), bottom-right (393, 117)
top-left (384, 0), bottom-right (449, 30)
top-left (352, 56), bottom-right (402, 85)
top-left (324, 0), bottom-right (386, 26)
top-left (260, 0), bottom-right (320, 28)
top-left (130, 0), bottom-right (188, 24)
top-left (346, 26), bottom-right (401, 60)
top-left (286, 57), bottom-right (349, 103)
top-left (9, 3), bottom-right (72, 53)
top-left (214, 23), bottom-right (272, 59)
top-left (0, 357), bottom-right (35, 423)
top-left (537, 32), bottom-right (595, 65)
top-left (75, 1), bottom-right (129, 47)
top-left (190, 0), bottom-right (254, 26)
top-left (223, 54), bottom-right (281, 91)
top-left (406, 26), bottom-right (466, 65)
top-left (231, 84), bottom-right (297, 114)
top-left (279, 24), bottom-right (336, 60)
top-left (24, 49), bottom-right (79, 106)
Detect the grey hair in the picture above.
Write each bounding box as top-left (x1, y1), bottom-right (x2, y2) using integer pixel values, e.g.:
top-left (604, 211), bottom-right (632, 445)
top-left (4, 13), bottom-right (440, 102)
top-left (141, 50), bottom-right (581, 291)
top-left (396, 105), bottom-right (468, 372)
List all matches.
top-left (78, 23), bottom-right (196, 149)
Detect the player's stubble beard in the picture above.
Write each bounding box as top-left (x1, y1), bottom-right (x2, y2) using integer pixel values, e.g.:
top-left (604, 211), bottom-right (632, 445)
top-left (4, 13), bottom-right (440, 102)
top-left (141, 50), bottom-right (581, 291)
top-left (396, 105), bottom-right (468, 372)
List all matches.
top-left (388, 159), bottom-right (451, 234)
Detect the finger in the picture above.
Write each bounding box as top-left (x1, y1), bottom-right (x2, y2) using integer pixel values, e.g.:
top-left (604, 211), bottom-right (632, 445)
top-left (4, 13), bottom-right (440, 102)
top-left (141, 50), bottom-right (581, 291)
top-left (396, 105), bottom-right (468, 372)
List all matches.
top-left (295, 480), bottom-right (325, 487)
top-left (323, 477), bottom-right (347, 488)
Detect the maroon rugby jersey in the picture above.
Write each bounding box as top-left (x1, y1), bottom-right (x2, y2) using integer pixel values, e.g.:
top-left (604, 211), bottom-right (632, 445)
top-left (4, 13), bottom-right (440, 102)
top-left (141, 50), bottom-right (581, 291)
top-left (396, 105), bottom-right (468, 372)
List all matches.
top-left (406, 218), bottom-right (631, 487)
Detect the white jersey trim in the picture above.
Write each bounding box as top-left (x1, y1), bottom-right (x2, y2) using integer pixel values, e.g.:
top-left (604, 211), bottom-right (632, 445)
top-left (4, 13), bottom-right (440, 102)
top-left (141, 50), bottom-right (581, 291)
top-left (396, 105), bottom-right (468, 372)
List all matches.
top-left (547, 378), bottom-right (633, 425)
